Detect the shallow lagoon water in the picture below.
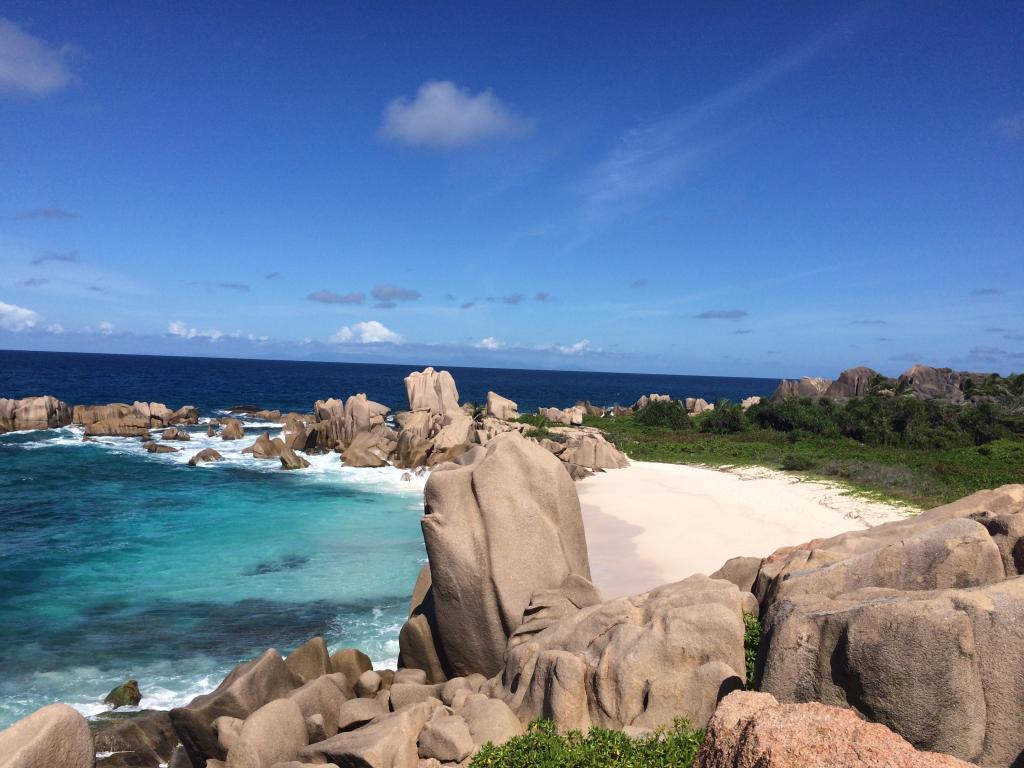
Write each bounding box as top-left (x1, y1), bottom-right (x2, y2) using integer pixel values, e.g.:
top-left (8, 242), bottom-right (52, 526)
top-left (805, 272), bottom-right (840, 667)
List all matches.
top-left (0, 418), bottom-right (426, 726)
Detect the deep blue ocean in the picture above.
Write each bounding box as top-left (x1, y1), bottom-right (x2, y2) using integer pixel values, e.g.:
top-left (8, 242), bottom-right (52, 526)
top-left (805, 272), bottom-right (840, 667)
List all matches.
top-left (0, 349), bottom-right (778, 727)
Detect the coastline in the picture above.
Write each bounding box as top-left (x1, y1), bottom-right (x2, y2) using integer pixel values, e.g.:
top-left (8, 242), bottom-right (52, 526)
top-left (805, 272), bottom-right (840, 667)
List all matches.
top-left (578, 460), bottom-right (914, 597)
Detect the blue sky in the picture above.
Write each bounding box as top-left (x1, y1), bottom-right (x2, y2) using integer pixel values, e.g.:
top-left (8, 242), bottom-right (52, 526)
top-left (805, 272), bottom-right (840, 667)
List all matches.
top-left (0, 1), bottom-right (1021, 377)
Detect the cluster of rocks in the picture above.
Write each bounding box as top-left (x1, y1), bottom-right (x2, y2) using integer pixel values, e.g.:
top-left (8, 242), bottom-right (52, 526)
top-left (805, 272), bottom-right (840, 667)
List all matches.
top-left (711, 483), bottom-right (1024, 767)
top-left (771, 363), bottom-right (998, 404)
top-left (5, 425), bottom-right (1022, 767)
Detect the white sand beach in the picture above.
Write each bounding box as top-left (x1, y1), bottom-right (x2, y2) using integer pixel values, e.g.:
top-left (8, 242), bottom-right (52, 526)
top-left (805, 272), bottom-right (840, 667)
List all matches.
top-left (579, 461), bottom-right (915, 598)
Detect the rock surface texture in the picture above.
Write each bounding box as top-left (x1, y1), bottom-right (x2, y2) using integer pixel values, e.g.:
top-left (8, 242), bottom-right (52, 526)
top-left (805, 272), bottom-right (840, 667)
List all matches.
top-left (696, 691), bottom-right (973, 768)
top-left (400, 432), bottom-right (593, 679)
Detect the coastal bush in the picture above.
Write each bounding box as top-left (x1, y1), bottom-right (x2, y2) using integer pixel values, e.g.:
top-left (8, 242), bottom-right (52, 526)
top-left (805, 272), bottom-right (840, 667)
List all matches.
top-left (634, 399), bottom-right (691, 430)
top-left (743, 612), bottom-right (762, 688)
top-left (697, 400), bottom-right (745, 434)
top-left (470, 718), bottom-right (704, 768)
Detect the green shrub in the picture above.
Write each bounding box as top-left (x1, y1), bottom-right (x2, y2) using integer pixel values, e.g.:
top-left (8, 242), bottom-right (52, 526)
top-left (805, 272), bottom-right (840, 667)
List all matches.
top-left (698, 400), bottom-right (745, 434)
top-left (515, 413), bottom-right (550, 429)
top-left (634, 399), bottom-right (691, 430)
top-left (780, 454), bottom-right (814, 471)
top-left (470, 719), bottom-right (704, 768)
top-left (743, 612), bottom-right (762, 688)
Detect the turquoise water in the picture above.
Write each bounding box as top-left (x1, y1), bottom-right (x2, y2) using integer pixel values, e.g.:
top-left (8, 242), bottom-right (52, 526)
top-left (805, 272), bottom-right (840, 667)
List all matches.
top-left (0, 417), bottom-right (426, 727)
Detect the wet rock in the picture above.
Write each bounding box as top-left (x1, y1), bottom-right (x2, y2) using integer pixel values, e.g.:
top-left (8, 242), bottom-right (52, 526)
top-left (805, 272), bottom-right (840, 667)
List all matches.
top-left (104, 679), bottom-right (142, 708)
top-left (188, 448), bottom-right (224, 466)
top-left (221, 419), bottom-right (245, 441)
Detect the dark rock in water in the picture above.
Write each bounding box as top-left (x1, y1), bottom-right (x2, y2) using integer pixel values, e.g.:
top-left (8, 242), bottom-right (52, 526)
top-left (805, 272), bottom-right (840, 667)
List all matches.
top-left (228, 405), bottom-right (261, 415)
top-left (104, 679), bottom-right (142, 708)
top-left (144, 441), bottom-right (179, 454)
top-left (220, 418), bottom-right (245, 441)
top-left (93, 709), bottom-right (178, 768)
top-left (245, 554), bottom-right (310, 576)
top-left (188, 448), bottom-right (223, 466)
top-left (206, 424), bottom-right (216, 437)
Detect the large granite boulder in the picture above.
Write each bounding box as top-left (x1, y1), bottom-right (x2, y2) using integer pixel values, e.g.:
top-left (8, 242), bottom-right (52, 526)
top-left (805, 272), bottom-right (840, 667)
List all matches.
top-left (0, 703), bottom-right (94, 768)
top-left (301, 699), bottom-right (441, 766)
top-left (696, 691), bottom-right (972, 768)
top-left (898, 364), bottom-right (969, 403)
top-left (405, 368), bottom-right (460, 419)
top-left (485, 391), bottom-right (518, 421)
top-left (93, 710), bottom-right (180, 768)
top-left (759, 578), bottom-right (1024, 766)
top-left (495, 575), bottom-right (745, 731)
top-left (399, 432), bottom-right (592, 679)
top-left (312, 398), bottom-right (345, 451)
top-left (343, 432), bottom-right (390, 467)
top-left (342, 394), bottom-right (390, 444)
top-left (188, 448), bottom-right (224, 466)
top-left (431, 412), bottom-right (475, 451)
top-left (822, 366), bottom-right (879, 400)
top-left (0, 395), bottom-right (72, 433)
top-left (224, 697), bottom-right (307, 768)
top-left (748, 485), bottom-right (1024, 766)
top-left (557, 432), bottom-right (628, 469)
top-left (169, 649), bottom-right (300, 766)
top-left (242, 431), bottom-right (282, 459)
top-left (769, 376), bottom-right (832, 401)
top-left (221, 419), bottom-right (245, 441)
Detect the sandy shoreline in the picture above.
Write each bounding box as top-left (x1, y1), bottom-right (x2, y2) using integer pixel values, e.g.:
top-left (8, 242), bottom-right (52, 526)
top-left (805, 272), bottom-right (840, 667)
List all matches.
top-left (578, 460), bottom-right (915, 598)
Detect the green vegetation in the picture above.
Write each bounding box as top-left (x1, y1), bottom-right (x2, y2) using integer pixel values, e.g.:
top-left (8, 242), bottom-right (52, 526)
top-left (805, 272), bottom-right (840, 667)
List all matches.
top-left (634, 399), bottom-right (691, 430)
top-left (514, 413), bottom-right (566, 442)
top-left (743, 613), bottom-right (761, 689)
top-left (471, 719), bottom-right (704, 768)
top-left (585, 392), bottom-right (1024, 508)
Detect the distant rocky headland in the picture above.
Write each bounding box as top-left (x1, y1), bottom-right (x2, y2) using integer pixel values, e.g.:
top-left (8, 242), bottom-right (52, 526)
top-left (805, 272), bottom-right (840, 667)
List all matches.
top-left (2, 364), bottom-right (1023, 768)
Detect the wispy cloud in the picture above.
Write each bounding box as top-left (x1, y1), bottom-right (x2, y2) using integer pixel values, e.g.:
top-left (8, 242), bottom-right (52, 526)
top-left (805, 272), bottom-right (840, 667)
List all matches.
top-left (534, 291), bottom-right (553, 302)
top-left (218, 282), bottom-right (250, 293)
top-left (98, 320), bottom-right (115, 335)
top-left (460, 301), bottom-right (475, 310)
top-left (971, 288), bottom-right (1002, 296)
top-left (265, 271), bottom-right (282, 280)
top-left (501, 293), bottom-right (524, 305)
top-left (732, 329), bottom-right (753, 335)
top-left (631, 278), bottom-right (648, 289)
top-left (0, 18), bottom-right (76, 95)
top-left (31, 249), bottom-right (77, 265)
top-left (697, 309), bottom-right (748, 320)
top-left (0, 299), bottom-right (40, 331)
top-left (574, 11), bottom-right (863, 238)
top-left (379, 80), bottom-right (532, 148)
top-left (12, 207), bottom-right (77, 220)
top-left (330, 320), bottom-right (401, 344)
top-left (307, 289), bottom-right (365, 305)
top-left (994, 112), bottom-right (1024, 142)
top-left (22, 277), bottom-right (47, 287)
top-left (850, 319), bottom-right (887, 326)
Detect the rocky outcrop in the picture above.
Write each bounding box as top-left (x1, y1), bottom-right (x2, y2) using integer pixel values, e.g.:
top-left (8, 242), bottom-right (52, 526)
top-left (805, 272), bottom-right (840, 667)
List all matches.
top-left (74, 401), bottom-right (187, 435)
top-left (188, 448), bottom-right (224, 466)
top-left (769, 376), bottom-right (832, 401)
top-left (538, 406), bottom-right (584, 425)
top-left (485, 391), bottom-right (518, 420)
top-left (747, 484), bottom-right (1024, 766)
top-left (823, 366), bottom-right (879, 400)
top-left (221, 419), bottom-right (245, 441)
top-left (162, 427), bottom-right (191, 441)
top-left (495, 575), bottom-right (745, 731)
top-left (242, 431), bottom-right (283, 459)
top-left (0, 703), bottom-right (94, 768)
top-left (169, 648), bottom-right (300, 766)
top-left (0, 395), bottom-right (72, 433)
top-left (343, 432), bottom-right (390, 467)
top-left (279, 444), bottom-right (310, 470)
top-left (399, 432), bottom-right (592, 679)
top-left (740, 396), bottom-right (761, 410)
top-left (898, 364), bottom-right (971, 403)
top-left (556, 430), bottom-right (628, 470)
top-left (686, 397), bottom-right (714, 414)
top-left (696, 691), bottom-right (972, 768)
top-left (405, 367), bottom-right (460, 419)
top-left (104, 679), bottom-right (142, 708)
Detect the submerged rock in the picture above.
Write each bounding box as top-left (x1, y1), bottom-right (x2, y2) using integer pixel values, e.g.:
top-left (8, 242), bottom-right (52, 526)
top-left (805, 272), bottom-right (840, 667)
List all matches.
top-left (188, 448), bottom-right (224, 466)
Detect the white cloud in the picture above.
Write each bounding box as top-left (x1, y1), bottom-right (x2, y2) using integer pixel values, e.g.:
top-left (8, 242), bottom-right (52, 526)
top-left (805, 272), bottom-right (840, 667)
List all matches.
top-left (0, 18), bottom-right (76, 95)
top-left (557, 339), bottom-right (592, 355)
top-left (475, 336), bottom-right (504, 350)
top-left (0, 299), bottom-right (40, 331)
top-left (46, 322), bottom-right (64, 334)
top-left (330, 320), bottom-right (401, 344)
top-left (167, 320), bottom-right (225, 342)
top-left (379, 80), bottom-right (531, 148)
top-left (98, 320), bottom-right (115, 335)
